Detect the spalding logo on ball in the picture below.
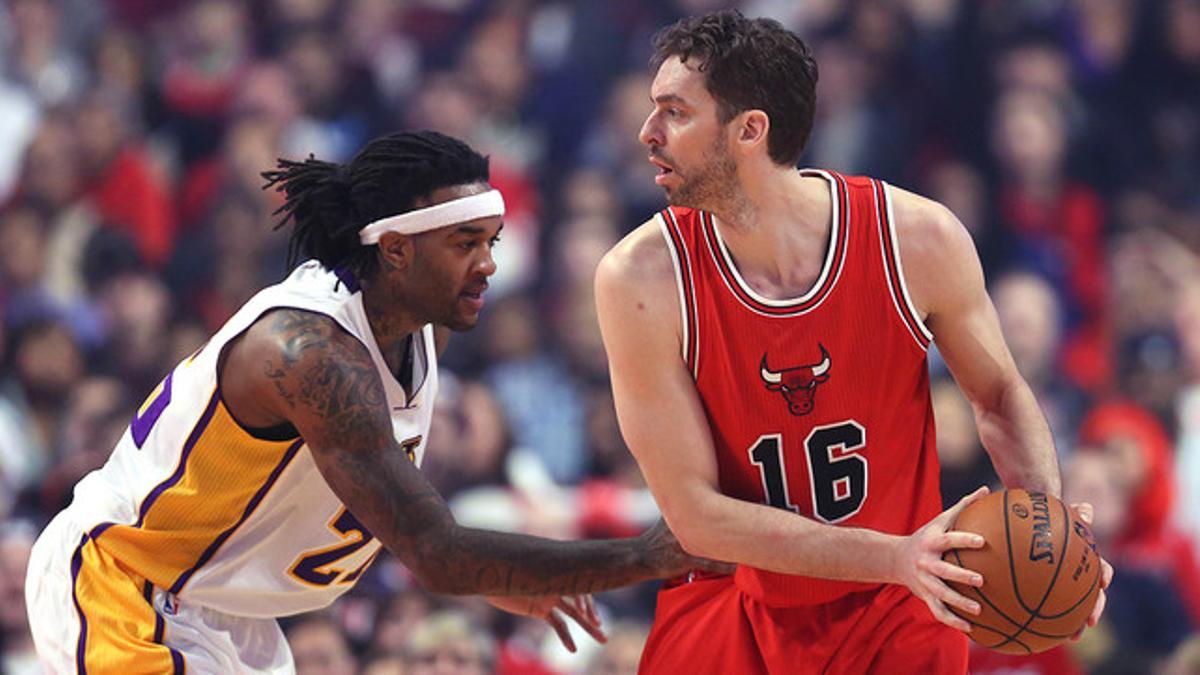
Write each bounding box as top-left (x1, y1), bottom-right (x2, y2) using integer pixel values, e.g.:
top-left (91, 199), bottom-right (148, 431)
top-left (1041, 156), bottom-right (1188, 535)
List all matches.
top-left (942, 489), bottom-right (1102, 654)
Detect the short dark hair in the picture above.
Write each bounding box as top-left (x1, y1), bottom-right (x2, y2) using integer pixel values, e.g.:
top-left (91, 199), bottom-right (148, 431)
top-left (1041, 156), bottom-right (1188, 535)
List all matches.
top-left (262, 130), bottom-right (490, 280)
top-left (652, 10), bottom-right (818, 166)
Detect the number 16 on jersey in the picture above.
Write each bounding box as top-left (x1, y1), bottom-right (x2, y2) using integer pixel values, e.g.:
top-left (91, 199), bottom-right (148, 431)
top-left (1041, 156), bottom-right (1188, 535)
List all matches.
top-left (748, 420), bottom-right (867, 524)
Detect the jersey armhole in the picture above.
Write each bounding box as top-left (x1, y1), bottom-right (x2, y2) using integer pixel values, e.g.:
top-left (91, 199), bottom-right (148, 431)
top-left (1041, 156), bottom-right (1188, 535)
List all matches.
top-left (657, 210), bottom-right (700, 380)
top-left (875, 181), bottom-right (934, 350)
top-left (215, 306), bottom-right (360, 442)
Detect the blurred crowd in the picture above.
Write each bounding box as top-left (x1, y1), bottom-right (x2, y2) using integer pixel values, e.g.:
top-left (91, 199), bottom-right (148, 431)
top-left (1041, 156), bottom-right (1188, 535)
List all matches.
top-left (0, 0), bottom-right (1197, 673)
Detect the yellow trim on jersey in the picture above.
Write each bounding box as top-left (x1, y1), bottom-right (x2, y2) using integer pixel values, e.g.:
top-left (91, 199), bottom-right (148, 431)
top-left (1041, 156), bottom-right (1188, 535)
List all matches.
top-left (73, 537), bottom-right (183, 673)
top-left (286, 507), bottom-right (374, 589)
top-left (95, 392), bottom-right (300, 593)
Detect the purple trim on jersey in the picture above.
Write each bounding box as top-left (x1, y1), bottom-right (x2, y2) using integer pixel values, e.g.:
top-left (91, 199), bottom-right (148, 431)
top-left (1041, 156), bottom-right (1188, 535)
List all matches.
top-left (333, 265), bottom-right (361, 293)
top-left (87, 522), bottom-right (114, 541)
top-left (142, 581), bottom-right (164, 643)
top-left (132, 392), bottom-right (221, 530)
top-left (71, 535), bottom-right (89, 675)
top-left (167, 438), bottom-right (305, 594)
top-left (131, 371), bottom-right (174, 447)
top-left (143, 580), bottom-right (185, 672)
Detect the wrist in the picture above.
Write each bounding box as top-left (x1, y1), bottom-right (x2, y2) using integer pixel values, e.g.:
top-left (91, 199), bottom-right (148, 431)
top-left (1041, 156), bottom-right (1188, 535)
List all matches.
top-left (877, 531), bottom-right (905, 585)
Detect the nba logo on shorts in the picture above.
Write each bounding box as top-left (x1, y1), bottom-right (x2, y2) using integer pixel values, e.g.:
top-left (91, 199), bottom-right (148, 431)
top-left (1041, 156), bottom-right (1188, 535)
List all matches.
top-left (162, 595), bottom-right (178, 616)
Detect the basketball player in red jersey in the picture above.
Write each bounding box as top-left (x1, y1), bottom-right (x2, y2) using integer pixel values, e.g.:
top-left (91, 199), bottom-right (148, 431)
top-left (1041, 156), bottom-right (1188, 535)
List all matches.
top-left (593, 11), bottom-right (1112, 674)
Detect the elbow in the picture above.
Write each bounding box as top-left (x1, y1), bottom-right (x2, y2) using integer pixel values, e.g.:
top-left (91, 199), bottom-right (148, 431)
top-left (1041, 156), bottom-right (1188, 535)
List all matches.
top-left (972, 373), bottom-right (1027, 419)
top-left (660, 507), bottom-right (713, 560)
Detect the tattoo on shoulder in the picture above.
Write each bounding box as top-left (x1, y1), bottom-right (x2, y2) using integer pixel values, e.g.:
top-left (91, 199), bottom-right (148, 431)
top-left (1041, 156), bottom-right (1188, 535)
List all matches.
top-left (260, 310), bottom-right (389, 448)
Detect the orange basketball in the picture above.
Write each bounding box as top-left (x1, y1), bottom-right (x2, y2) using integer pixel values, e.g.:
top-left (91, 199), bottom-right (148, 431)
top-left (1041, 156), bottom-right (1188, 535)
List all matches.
top-left (941, 489), bottom-right (1102, 654)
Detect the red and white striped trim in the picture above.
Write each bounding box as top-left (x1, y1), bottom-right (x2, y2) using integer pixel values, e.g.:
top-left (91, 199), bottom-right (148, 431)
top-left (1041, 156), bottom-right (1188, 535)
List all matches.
top-left (700, 169), bottom-right (849, 318)
top-left (658, 209), bottom-right (701, 380)
top-left (873, 179), bottom-right (934, 350)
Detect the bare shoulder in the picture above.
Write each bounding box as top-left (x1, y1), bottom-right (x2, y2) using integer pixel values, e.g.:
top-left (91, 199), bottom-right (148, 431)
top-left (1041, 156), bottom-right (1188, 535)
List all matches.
top-left (594, 215), bottom-right (683, 349)
top-left (597, 217), bottom-right (676, 287)
top-left (886, 184), bottom-right (974, 260)
top-left (235, 308), bottom-right (367, 370)
top-left (223, 308), bottom-right (383, 431)
top-left (886, 184), bottom-right (982, 317)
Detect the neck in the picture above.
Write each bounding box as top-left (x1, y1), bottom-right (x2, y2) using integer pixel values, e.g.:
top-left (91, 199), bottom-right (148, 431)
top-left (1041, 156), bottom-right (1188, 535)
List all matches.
top-left (704, 164), bottom-right (832, 297)
top-left (360, 275), bottom-right (423, 364)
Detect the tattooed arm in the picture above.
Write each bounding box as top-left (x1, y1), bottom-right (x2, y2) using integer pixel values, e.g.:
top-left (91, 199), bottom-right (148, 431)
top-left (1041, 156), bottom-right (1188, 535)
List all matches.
top-left (221, 308), bottom-right (717, 596)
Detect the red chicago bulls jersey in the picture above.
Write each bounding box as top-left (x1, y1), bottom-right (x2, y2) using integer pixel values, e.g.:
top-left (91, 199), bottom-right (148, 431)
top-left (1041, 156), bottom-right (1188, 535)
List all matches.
top-left (658, 169), bottom-right (943, 607)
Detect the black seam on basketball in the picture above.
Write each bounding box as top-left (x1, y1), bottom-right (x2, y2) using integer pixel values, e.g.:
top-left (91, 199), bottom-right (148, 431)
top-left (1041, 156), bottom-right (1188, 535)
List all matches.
top-left (949, 547), bottom-right (1083, 640)
top-left (952, 547), bottom-right (1023, 630)
top-left (991, 497), bottom-right (1074, 651)
top-left (1004, 491), bottom-right (1024, 608)
top-left (1034, 565), bottom-right (1101, 619)
top-left (946, 603), bottom-right (1033, 654)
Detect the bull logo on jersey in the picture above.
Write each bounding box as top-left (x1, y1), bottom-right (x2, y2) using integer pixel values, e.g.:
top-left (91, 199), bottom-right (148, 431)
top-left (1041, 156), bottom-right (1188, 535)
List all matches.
top-left (759, 345), bottom-right (831, 416)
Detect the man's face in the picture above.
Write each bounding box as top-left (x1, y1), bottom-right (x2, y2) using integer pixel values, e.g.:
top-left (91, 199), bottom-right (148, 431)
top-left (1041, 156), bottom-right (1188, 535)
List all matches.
top-left (639, 56), bottom-right (739, 210)
top-left (402, 183), bottom-right (502, 331)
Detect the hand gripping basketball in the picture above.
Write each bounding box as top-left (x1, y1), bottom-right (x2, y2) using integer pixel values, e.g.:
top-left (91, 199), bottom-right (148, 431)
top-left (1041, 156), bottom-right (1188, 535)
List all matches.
top-left (939, 490), bottom-right (1106, 653)
top-left (892, 486), bottom-right (991, 632)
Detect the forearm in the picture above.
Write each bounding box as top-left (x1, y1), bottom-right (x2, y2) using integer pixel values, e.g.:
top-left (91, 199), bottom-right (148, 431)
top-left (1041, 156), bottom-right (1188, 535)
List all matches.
top-left (670, 491), bottom-right (900, 584)
top-left (974, 378), bottom-right (1061, 497)
top-left (410, 526), bottom-right (657, 596)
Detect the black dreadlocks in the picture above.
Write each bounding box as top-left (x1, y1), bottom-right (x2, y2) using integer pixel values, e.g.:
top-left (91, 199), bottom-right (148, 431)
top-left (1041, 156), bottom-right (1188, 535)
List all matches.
top-left (261, 130), bottom-right (490, 280)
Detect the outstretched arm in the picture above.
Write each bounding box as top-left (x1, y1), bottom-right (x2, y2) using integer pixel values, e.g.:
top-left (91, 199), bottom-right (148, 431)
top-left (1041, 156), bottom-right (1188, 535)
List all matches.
top-left (230, 309), bottom-right (714, 597)
top-left (889, 187), bottom-right (1060, 497)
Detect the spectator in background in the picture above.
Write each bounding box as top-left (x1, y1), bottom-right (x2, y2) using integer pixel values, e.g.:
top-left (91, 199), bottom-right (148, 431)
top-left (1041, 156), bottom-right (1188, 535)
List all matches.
top-left (281, 27), bottom-right (381, 163)
top-left (804, 37), bottom-right (911, 178)
top-left (479, 295), bottom-right (588, 485)
top-left (1077, 400), bottom-right (1200, 626)
top-left (369, 590), bottom-right (435, 660)
top-left (19, 113), bottom-right (101, 306)
top-left (990, 86), bottom-right (1111, 393)
top-left (33, 375), bottom-right (131, 516)
top-left (286, 614), bottom-right (359, 675)
top-left (76, 88), bottom-right (176, 268)
top-left (0, 522), bottom-right (38, 675)
top-left (159, 0), bottom-right (250, 165)
top-left (578, 71), bottom-right (664, 226)
top-left (2, 0), bottom-right (86, 107)
top-left (1176, 282), bottom-right (1200, 547)
top-left (0, 318), bottom-right (83, 486)
top-left (0, 202), bottom-right (55, 328)
top-left (90, 27), bottom-right (161, 132)
top-left (1065, 449), bottom-right (1193, 672)
top-left (404, 610), bottom-right (494, 675)
top-left (931, 377), bottom-right (998, 509)
top-left (991, 270), bottom-right (1088, 448)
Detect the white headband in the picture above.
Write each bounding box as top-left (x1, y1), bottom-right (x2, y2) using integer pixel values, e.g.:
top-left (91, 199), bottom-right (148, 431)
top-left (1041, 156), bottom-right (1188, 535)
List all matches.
top-left (358, 190), bottom-right (505, 244)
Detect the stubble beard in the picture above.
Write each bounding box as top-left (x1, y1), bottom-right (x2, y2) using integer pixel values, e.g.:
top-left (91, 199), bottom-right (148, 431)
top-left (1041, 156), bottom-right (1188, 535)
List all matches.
top-left (667, 135), bottom-right (740, 213)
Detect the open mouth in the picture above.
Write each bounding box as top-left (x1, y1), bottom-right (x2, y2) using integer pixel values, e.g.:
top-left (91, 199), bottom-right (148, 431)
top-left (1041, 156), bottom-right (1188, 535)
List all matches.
top-left (460, 283), bottom-right (488, 309)
top-left (649, 157), bottom-right (674, 176)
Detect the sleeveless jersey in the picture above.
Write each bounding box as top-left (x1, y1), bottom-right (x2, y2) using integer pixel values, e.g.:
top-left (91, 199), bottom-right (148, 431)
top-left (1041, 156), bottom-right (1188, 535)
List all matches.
top-left (658, 170), bottom-right (943, 606)
top-left (62, 260), bottom-right (437, 618)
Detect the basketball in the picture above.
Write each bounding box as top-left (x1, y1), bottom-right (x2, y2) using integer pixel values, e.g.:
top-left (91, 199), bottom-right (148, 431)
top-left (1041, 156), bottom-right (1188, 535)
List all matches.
top-left (942, 489), bottom-right (1103, 654)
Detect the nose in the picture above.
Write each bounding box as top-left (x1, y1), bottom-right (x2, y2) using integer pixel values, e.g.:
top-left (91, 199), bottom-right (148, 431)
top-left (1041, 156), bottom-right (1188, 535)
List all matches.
top-left (477, 248), bottom-right (497, 277)
top-left (639, 110), bottom-right (662, 148)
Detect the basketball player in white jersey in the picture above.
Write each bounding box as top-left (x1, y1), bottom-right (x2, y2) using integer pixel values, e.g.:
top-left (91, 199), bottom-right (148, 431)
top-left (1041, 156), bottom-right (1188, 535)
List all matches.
top-left (25, 131), bottom-right (724, 674)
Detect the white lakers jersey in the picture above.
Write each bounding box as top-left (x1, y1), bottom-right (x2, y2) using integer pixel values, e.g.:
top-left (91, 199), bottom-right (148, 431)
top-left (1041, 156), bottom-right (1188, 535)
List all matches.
top-left (62, 260), bottom-right (437, 618)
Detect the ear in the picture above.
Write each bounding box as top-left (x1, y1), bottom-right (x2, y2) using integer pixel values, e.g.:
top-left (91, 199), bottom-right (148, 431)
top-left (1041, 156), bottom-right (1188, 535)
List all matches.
top-left (376, 231), bottom-right (415, 272)
top-left (736, 109), bottom-right (770, 152)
